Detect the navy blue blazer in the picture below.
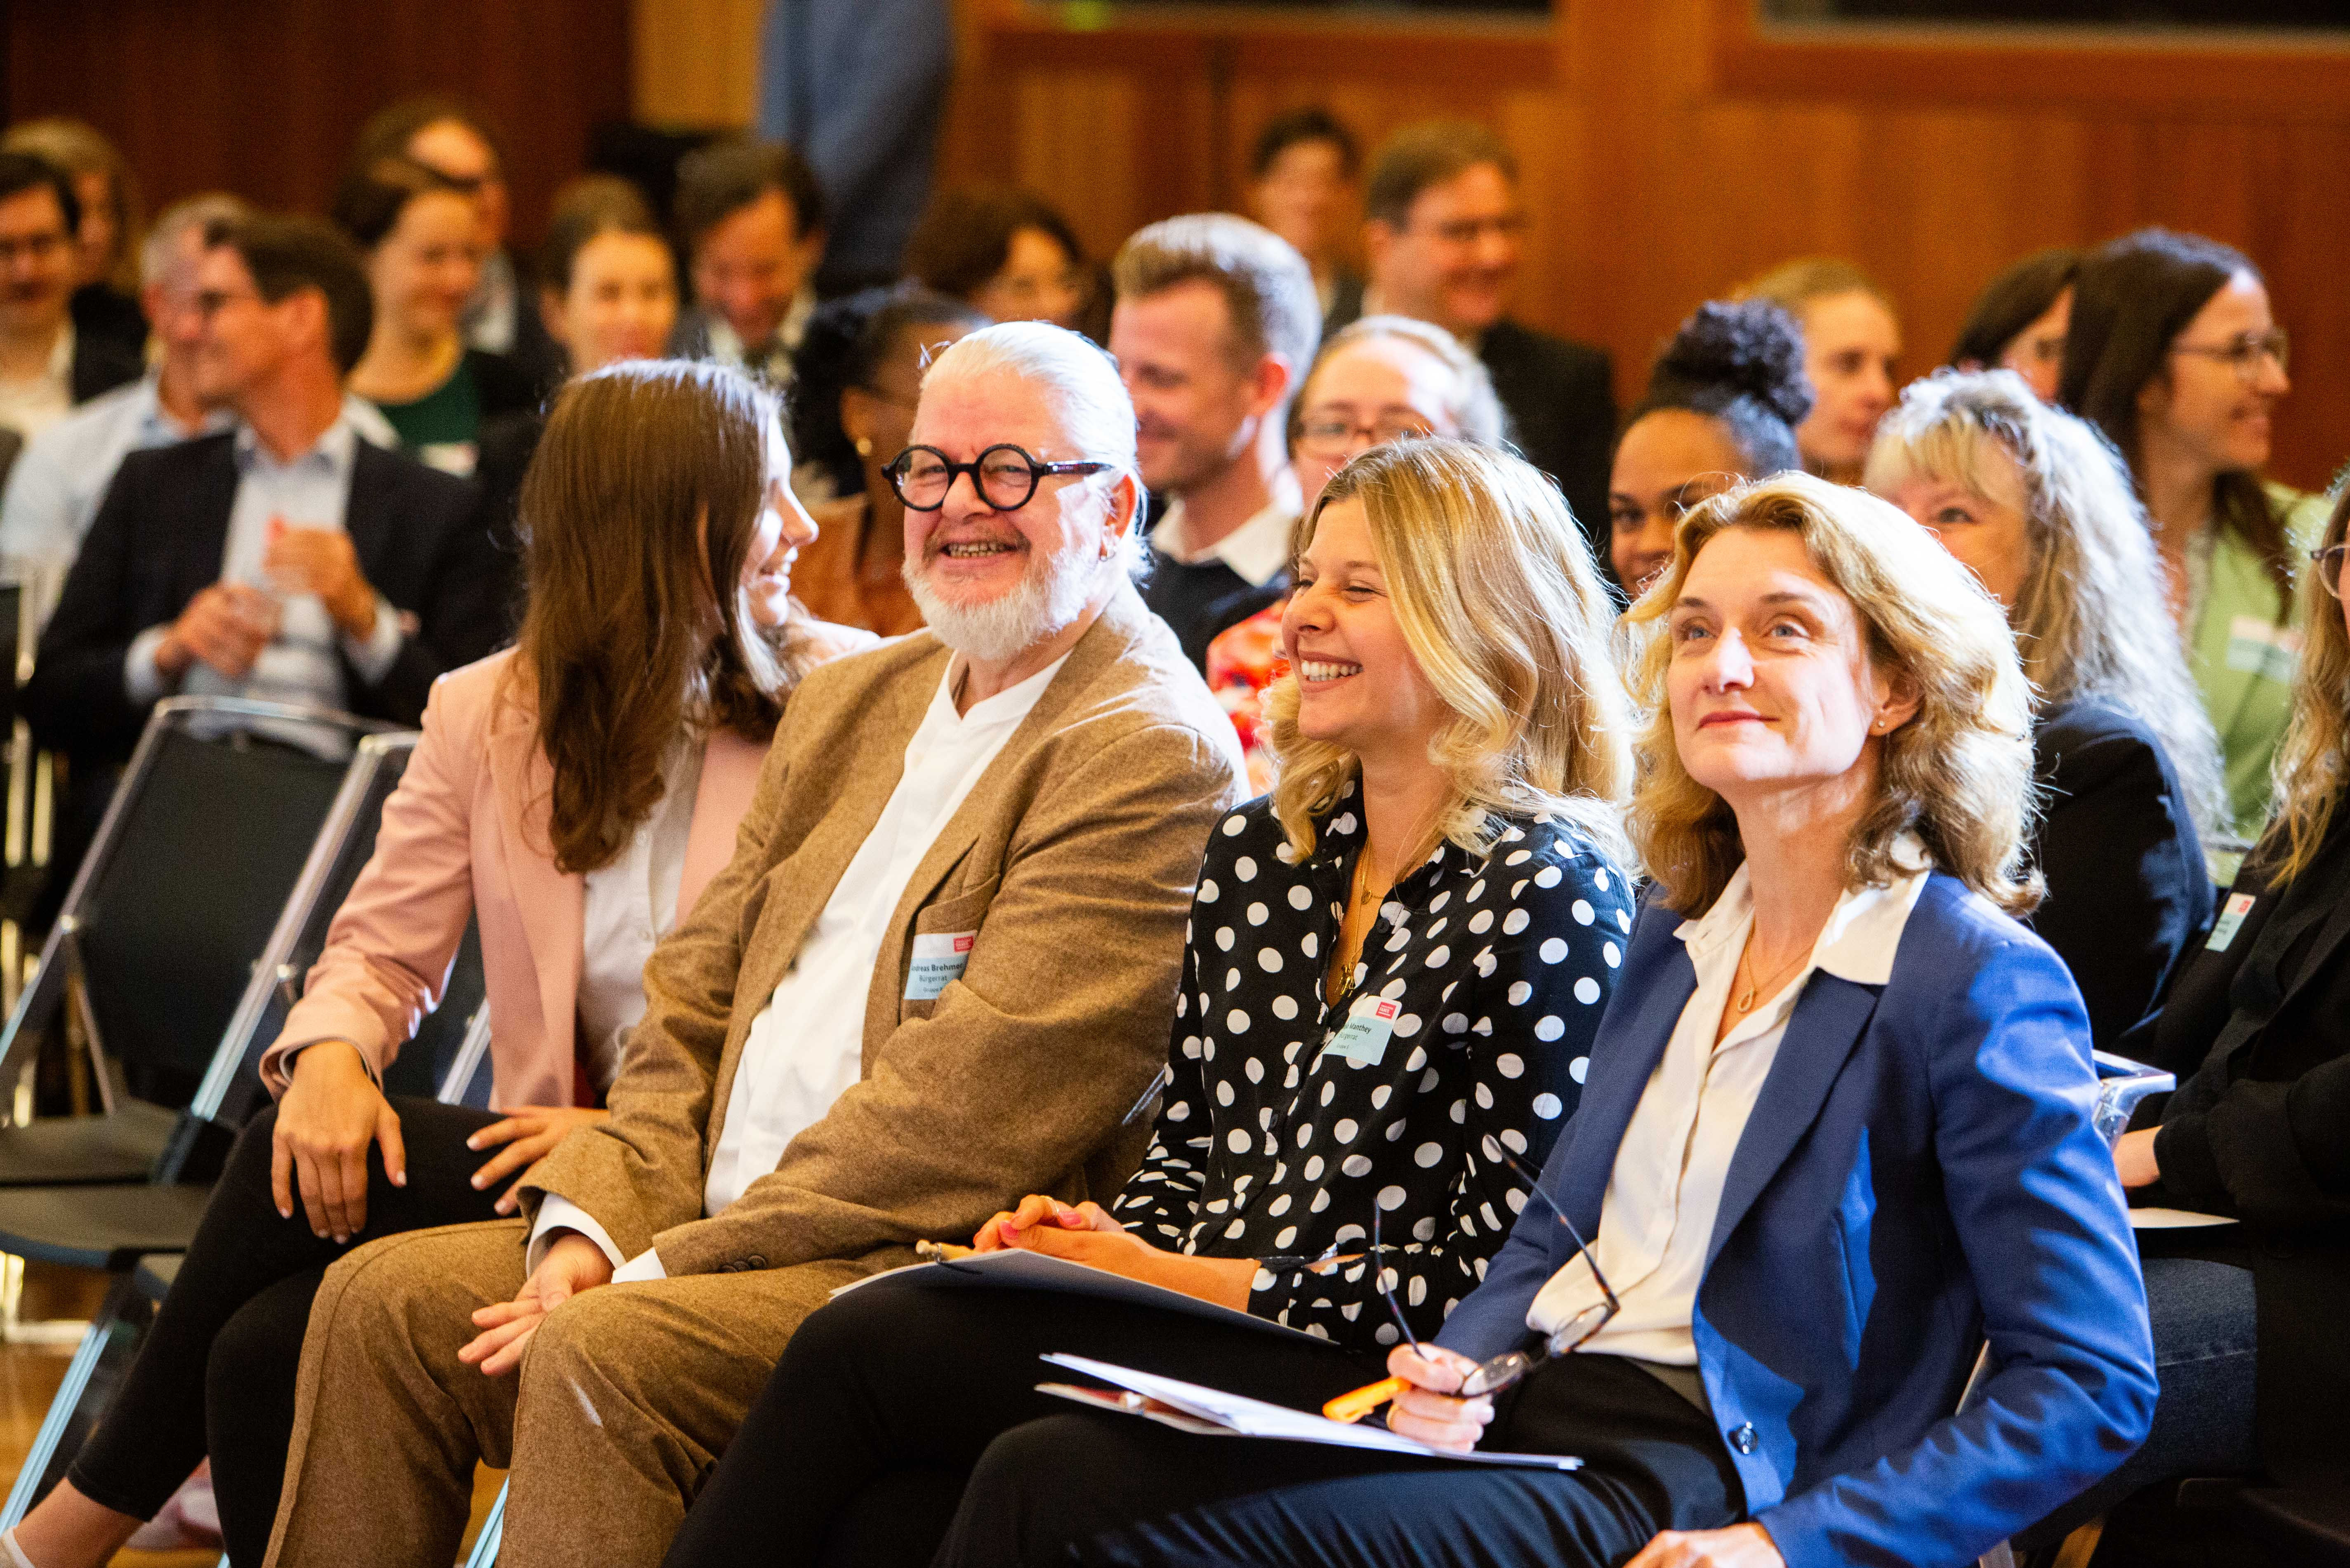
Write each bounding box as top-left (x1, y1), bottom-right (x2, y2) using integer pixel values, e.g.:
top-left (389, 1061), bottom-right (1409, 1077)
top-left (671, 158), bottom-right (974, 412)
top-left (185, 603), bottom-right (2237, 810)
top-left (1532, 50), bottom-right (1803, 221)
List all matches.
top-left (1438, 873), bottom-right (2155, 1568)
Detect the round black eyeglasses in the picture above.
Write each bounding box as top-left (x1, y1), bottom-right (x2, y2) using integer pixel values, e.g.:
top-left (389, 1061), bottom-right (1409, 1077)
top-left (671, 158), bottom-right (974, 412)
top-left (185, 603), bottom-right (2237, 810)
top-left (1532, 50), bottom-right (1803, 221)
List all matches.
top-left (884, 443), bottom-right (1113, 513)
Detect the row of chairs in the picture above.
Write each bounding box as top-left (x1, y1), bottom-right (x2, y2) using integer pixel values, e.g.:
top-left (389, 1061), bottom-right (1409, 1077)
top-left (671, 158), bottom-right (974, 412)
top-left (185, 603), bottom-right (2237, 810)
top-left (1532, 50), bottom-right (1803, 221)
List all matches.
top-left (0, 696), bottom-right (492, 1541)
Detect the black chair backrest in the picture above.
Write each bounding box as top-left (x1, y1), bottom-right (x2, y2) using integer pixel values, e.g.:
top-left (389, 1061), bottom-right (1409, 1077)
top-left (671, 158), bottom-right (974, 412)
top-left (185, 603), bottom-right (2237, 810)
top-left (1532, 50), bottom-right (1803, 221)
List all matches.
top-left (0, 581), bottom-right (21, 738)
top-left (78, 727), bottom-right (353, 1106)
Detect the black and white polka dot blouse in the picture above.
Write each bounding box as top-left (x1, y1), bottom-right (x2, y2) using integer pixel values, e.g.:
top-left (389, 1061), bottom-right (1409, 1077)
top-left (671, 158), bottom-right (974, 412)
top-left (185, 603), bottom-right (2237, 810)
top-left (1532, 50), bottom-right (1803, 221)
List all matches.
top-left (1112, 783), bottom-right (1636, 1351)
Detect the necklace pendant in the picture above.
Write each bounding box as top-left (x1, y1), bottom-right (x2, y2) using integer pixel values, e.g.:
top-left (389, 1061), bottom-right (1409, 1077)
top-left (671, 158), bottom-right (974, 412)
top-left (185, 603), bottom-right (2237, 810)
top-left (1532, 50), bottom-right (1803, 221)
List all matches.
top-left (1735, 988), bottom-right (1756, 1013)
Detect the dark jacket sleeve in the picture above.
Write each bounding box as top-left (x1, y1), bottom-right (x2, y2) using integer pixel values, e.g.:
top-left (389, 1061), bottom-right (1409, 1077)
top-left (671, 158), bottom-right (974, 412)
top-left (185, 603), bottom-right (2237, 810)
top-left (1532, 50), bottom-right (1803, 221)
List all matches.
top-left (23, 453), bottom-right (157, 758)
top-left (359, 467), bottom-right (505, 727)
top-left (2029, 711), bottom-right (2214, 1050)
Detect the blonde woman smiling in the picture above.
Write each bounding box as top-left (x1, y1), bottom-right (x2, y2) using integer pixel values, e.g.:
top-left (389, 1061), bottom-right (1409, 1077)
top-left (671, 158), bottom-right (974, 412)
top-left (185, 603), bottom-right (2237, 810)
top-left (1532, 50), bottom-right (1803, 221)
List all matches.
top-left (664, 438), bottom-right (1634, 1568)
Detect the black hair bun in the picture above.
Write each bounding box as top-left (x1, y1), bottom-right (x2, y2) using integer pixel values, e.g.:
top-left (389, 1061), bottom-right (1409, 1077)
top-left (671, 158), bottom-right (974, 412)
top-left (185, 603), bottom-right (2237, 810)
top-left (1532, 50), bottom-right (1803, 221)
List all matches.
top-left (1652, 300), bottom-right (1813, 428)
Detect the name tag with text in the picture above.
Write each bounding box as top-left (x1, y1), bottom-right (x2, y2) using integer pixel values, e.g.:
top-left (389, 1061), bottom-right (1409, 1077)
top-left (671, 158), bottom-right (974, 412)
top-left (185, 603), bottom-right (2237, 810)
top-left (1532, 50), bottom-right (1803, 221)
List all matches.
top-left (1322, 997), bottom-right (1400, 1067)
top-left (2207, 892), bottom-right (2257, 952)
top-left (906, 930), bottom-right (976, 1001)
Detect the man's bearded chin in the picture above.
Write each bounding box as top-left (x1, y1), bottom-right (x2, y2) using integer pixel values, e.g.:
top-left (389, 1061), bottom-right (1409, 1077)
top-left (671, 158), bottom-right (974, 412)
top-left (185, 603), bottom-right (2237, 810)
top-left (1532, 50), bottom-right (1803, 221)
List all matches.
top-left (903, 527), bottom-right (1104, 666)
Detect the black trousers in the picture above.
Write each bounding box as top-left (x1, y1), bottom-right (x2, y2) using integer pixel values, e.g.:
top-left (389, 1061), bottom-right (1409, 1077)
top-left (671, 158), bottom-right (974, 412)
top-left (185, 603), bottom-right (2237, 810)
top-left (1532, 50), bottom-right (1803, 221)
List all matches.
top-left (64, 1096), bottom-right (501, 1566)
top-left (938, 1351), bottom-right (1745, 1568)
top-left (662, 1279), bottom-right (1383, 1568)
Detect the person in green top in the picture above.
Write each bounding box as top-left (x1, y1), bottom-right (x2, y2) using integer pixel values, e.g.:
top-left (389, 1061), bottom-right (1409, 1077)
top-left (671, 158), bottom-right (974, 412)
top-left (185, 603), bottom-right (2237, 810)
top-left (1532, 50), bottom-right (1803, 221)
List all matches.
top-left (330, 155), bottom-right (533, 475)
top-left (2063, 227), bottom-right (2326, 852)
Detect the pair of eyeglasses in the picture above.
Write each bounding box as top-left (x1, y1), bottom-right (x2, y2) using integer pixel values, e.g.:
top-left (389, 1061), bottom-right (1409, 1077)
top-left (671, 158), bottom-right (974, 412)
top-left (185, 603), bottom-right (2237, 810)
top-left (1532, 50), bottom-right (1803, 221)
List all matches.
top-left (1293, 416), bottom-right (1437, 458)
top-left (1320, 1143), bottom-right (1618, 1424)
top-left (884, 443), bottom-right (1111, 513)
top-left (2171, 328), bottom-right (2290, 381)
top-left (2313, 544), bottom-right (2348, 600)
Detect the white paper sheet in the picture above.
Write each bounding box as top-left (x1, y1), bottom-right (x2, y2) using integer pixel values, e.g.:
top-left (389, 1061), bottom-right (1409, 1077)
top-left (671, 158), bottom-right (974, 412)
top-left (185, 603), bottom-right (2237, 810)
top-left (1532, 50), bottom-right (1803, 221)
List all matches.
top-left (2128, 1207), bottom-right (2238, 1229)
top-left (1036, 1354), bottom-right (1581, 1470)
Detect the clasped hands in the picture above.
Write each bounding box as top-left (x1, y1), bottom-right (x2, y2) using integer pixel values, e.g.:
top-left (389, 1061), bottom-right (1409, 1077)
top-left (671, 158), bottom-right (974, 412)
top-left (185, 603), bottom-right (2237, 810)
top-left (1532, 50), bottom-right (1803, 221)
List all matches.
top-left (156, 518), bottom-right (378, 681)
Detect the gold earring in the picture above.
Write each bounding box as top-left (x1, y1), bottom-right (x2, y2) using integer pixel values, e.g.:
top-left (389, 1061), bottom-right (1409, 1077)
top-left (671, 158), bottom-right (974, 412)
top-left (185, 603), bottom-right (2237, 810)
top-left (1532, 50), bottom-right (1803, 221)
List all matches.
top-left (855, 436), bottom-right (873, 457)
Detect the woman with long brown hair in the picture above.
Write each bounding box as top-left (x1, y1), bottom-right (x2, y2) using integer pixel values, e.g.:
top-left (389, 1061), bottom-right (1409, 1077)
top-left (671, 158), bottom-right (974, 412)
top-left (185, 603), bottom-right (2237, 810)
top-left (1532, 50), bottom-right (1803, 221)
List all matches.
top-left (5, 359), bottom-right (870, 1568)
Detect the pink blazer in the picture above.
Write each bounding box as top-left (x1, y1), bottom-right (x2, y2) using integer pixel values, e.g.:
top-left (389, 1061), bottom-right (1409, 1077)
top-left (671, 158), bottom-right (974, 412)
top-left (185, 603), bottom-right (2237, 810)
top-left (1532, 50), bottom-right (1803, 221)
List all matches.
top-left (258, 648), bottom-right (768, 1110)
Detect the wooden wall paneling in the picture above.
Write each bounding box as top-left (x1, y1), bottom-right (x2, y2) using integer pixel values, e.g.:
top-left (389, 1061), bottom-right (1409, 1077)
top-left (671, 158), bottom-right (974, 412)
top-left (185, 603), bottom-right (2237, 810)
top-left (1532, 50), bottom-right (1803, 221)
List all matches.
top-left (8, 0), bottom-right (632, 247)
top-left (634, 0), bottom-right (764, 129)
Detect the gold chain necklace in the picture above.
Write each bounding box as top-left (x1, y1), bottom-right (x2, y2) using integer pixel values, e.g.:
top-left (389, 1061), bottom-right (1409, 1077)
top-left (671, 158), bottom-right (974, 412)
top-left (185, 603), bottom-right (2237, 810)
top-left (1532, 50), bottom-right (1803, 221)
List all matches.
top-left (1732, 939), bottom-right (1811, 1014)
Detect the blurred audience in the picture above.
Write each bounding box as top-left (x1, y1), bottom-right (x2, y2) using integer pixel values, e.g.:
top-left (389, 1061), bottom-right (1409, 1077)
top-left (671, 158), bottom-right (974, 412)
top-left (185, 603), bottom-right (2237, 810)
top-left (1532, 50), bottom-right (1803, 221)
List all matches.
top-left (2064, 227), bottom-right (2324, 849)
top-left (903, 186), bottom-right (1087, 332)
top-left (332, 156), bottom-right (534, 475)
top-left (1110, 214), bottom-right (1319, 671)
top-left (787, 285), bottom-right (987, 635)
top-left (1205, 315), bottom-right (1506, 791)
top-left (0, 118), bottom-right (148, 365)
top-left (0, 152), bottom-right (141, 443)
top-left (1608, 299), bottom-right (1810, 597)
top-left (0, 193), bottom-right (245, 598)
top-left (1336, 120), bottom-right (1613, 549)
top-left (473, 174), bottom-right (683, 589)
top-left (757, 0), bottom-right (953, 293)
top-left (669, 138), bottom-right (828, 388)
top-left (1948, 245), bottom-right (2077, 403)
top-left (1246, 108), bottom-right (1363, 320)
top-left (1870, 370), bottom-right (2222, 1049)
top-left (2, 358), bottom-right (866, 1568)
top-left (25, 213), bottom-right (502, 764)
top-left (1737, 255), bottom-right (1900, 486)
top-left (349, 97), bottom-right (563, 391)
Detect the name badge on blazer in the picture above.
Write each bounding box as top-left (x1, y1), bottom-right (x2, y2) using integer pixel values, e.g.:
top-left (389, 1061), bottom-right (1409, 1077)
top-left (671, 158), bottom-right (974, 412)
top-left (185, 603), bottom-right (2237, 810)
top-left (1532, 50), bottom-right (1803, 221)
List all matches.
top-left (2207, 892), bottom-right (2258, 952)
top-left (1320, 997), bottom-right (1400, 1067)
top-left (906, 931), bottom-right (976, 1001)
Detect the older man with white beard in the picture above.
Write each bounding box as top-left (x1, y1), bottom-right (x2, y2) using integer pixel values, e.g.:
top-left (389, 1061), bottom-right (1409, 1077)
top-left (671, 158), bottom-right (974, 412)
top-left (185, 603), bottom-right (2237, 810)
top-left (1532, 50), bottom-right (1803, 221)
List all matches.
top-left (258, 323), bottom-right (1245, 1568)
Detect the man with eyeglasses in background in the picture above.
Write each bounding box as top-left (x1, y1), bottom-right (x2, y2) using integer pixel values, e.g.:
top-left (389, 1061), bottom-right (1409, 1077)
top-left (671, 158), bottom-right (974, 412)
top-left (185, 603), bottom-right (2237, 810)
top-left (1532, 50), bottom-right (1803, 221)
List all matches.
top-left (257, 320), bottom-right (1245, 1568)
top-left (1109, 213), bottom-right (1320, 673)
top-left (1329, 120), bottom-right (1616, 556)
top-left (0, 151), bottom-right (143, 445)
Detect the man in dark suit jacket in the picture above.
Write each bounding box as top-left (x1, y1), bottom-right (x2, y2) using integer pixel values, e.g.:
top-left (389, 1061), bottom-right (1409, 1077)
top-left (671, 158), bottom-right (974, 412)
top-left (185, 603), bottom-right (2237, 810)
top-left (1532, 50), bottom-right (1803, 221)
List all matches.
top-left (26, 212), bottom-right (502, 767)
top-left (1329, 121), bottom-right (1614, 554)
top-left (0, 153), bottom-right (142, 442)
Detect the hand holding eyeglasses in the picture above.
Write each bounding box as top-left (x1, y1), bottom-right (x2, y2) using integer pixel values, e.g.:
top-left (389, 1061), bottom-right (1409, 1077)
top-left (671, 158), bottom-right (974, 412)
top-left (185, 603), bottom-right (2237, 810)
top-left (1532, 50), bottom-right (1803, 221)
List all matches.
top-left (1376, 1343), bottom-right (1499, 1453)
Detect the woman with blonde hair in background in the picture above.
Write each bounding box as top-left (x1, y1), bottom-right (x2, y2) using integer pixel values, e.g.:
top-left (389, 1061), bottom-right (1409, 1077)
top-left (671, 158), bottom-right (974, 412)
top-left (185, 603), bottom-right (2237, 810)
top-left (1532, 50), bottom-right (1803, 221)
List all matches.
top-left (664, 437), bottom-right (1635, 1568)
top-left (1869, 368), bottom-right (2222, 1048)
top-left (2022, 483), bottom-right (2350, 1563)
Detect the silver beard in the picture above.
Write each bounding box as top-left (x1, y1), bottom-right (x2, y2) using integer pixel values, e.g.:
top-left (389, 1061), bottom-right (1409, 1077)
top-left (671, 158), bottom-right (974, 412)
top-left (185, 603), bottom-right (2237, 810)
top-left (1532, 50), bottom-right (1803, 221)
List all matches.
top-left (903, 532), bottom-right (1101, 665)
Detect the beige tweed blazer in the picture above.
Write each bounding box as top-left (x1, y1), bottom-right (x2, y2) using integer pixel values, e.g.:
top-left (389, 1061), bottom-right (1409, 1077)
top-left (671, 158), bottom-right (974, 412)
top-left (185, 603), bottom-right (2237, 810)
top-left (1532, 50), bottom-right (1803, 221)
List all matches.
top-left (519, 582), bottom-right (1245, 1279)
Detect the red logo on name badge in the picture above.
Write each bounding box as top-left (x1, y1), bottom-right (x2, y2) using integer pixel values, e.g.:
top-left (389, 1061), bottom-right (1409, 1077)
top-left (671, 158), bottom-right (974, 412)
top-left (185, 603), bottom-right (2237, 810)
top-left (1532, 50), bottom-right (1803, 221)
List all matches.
top-left (952, 935), bottom-right (974, 954)
top-left (1374, 1000), bottom-right (1400, 1020)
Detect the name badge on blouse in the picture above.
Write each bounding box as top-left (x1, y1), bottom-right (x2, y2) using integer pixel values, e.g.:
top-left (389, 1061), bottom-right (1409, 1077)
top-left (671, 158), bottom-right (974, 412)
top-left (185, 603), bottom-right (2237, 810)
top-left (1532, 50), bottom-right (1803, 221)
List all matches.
top-left (1321, 997), bottom-right (1400, 1067)
top-left (906, 931), bottom-right (976, 1001)
top-left (2223, 616), bottom-right (2301, 684)
top-left (2207, 892), bottom-right (2258, 952)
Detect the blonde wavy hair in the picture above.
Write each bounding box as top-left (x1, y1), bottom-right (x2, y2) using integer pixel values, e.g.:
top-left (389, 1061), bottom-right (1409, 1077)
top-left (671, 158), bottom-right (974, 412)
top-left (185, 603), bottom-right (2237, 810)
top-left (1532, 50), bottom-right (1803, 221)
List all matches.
top-left (1622, 472), bottom-right (2039, 916)
top-left (1864, 369), bottom-right (2227, 844)
top-left (1264, 438), bottom-right (1631, 866)
top-left (2257, 479), bottom-right (2350, 885)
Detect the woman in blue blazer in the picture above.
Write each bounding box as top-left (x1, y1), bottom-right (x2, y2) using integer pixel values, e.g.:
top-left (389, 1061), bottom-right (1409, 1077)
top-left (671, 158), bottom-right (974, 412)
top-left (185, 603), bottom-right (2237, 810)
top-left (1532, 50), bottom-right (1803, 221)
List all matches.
top-left (932, 473), bottom-right (2156, 1568)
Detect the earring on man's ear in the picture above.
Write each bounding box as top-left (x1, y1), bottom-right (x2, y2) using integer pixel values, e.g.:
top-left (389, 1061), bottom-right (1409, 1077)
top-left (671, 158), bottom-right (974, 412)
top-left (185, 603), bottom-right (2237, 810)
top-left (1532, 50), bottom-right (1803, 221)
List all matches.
top-left (855, 436), bottom-right (873, 457)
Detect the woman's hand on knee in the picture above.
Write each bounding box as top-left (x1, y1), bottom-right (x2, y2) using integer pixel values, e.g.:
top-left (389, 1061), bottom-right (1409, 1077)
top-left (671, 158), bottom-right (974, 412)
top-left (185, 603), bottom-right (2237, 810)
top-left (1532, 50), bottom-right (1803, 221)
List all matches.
top-left (1625, 1523), bottom-right (1784, 1568)
top-left (464, 1107), bottom-right (609, 1216)
top-left (272, 1041), bottom-right (404, 1244)
top-left (1383, 1344), bottom-right (1494, 1453)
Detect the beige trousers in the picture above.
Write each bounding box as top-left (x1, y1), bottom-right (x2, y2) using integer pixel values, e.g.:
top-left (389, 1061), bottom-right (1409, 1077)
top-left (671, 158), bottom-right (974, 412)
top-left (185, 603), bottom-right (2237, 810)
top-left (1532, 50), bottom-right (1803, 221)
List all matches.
top-left (260, 1219), bottom-right (863, 1568)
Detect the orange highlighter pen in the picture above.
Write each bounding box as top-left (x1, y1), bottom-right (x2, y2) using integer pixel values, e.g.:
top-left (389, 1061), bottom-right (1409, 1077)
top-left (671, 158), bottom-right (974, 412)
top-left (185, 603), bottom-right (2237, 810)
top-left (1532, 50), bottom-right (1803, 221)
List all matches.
top-left (1321, 1376), bottom-right (1407, 1424)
